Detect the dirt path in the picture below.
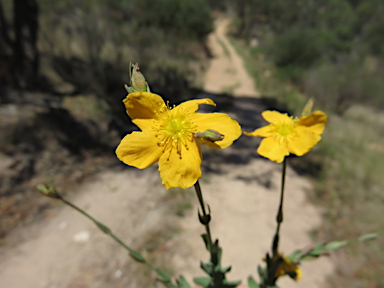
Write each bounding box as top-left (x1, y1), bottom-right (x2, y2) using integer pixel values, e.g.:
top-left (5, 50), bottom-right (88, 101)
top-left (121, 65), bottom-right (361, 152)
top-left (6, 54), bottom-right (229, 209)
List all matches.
top-left (204, 18), bottom-right (258, 97)
top-left (0, 18), bottom-right (334, 288)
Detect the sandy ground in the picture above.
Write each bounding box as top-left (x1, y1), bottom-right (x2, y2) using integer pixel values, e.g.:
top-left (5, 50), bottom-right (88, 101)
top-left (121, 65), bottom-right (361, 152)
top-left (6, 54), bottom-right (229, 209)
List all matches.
top-left (0, 18), bottom-right (334, 288)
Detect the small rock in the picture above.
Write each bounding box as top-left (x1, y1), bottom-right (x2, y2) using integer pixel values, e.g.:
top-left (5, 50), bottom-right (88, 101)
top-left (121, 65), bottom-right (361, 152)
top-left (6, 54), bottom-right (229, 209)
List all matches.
top-left (73, 230), bottom-right (90, 243)
top-left (114, 269), bottom-right (122, 278)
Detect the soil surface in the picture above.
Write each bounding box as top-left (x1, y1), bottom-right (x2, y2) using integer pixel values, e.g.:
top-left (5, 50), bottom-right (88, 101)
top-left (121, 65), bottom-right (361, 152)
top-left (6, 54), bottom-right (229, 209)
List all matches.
top-left (0, 18), bottom-right (334, 288)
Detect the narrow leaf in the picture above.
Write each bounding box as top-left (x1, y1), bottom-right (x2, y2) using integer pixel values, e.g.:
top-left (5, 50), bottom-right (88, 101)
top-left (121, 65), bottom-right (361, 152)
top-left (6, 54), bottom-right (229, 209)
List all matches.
top-left (155, 268), bottom-right (172, 283)
top-left (287, 250), bottom-right (302, 262)
top-left (247, 276), bottom-right (260, 288)
top-left (193, 277), bottom-right (212, 287)
top-left (220, 265), bottom-right (232, 273)
top-left (177, 275), bottom-right (192, 288)
top-left (201, 234), bottom-right (210, 251)
top-left (324, 240), bottom-right (347, 251)
top-left (257, 265), bottom-right (265, 282)
top-left (200, 261), bottom-right (212, 275)
top-left (359, 233), bottom-right (378, 242)
top-left (95, 221), bottom-right (111, 234)
top-left (222, 279), bottom-right (242, 286)
top-left (129, 251), bottom-right (146, 263)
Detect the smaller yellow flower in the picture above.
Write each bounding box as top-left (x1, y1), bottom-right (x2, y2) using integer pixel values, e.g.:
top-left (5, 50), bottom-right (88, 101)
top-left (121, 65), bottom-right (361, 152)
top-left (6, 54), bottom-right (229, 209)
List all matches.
top-left (244, 110), bottom-right (327, 163)
top-left (275, 254), bottom-right (302, 281)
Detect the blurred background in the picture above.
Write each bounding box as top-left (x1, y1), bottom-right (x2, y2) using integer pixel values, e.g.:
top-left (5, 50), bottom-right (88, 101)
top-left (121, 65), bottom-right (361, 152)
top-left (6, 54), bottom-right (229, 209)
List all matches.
top-left (1, 0), bottom-right (384, 287)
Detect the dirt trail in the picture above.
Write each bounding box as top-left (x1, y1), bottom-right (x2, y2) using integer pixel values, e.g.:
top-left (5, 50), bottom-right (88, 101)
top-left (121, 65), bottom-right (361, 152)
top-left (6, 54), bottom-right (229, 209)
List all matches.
top-left (0, 18), bottom-right (334, 288)
top-left (204, 18), bottom-right (258, 97)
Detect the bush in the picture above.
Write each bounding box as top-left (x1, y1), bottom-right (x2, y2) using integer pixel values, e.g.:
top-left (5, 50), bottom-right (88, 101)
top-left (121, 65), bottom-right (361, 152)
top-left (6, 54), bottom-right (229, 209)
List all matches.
top-left (271, 27), bottom-right (324, 75)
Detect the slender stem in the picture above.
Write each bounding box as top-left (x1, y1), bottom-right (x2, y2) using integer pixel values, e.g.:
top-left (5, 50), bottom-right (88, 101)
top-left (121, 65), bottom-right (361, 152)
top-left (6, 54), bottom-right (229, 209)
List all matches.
top-left (194, 180), bottom-right (214, 256)
top-left (60, 196), bottom-right (137, 254)
top-left (272, 158), bottom-right (287, 255)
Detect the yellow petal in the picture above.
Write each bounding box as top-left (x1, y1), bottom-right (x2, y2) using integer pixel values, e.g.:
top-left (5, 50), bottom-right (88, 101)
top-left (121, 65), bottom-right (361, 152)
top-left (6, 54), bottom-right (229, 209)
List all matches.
top-left (116, 131), bottom-right (163, 169)
top-left (173, 98), bottom-right (216, 115)
top-left (287, 126), bottom-right (321, 156)
top-left (297, 110), bottom-right (327, 134)
top-left (123, 92), bottom-right (166, 121)
top-left (158, 140), bottom-right (202, 189)
top-left (192, 113), bottom-right (242, 149)
top-left (257, 137), bottom-right (289, 163)
top-left (244, 125), bottom-right (272, 137)
top-left (132, 119), bottom-right (155, 131)
top-left (262, 110), bottom-right (292, 124)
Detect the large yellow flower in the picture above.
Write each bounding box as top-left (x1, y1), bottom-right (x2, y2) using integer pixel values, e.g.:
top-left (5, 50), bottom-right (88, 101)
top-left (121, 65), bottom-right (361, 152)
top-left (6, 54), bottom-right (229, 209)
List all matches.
top-left (244, 110), bottom-right (327, 163)
top-left (116, 92), bottom-right (242, 189)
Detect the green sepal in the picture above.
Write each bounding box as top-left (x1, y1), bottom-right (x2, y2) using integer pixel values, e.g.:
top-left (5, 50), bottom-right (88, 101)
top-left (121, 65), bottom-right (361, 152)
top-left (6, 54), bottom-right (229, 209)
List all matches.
top-left (155, 268), bottom-right (172, 283)
top-left (129, 250), bottom-right (146, 263)
top-left (176, 275), bottom-right (192, 288)
top-left (247, 276), bottom-right (260, 288)
top-left (193, 277), bottom-right (212, 288)
top-left (126, 86), bottom-right (136, 93)
top-left (201, 261), bottom-right (212, 275)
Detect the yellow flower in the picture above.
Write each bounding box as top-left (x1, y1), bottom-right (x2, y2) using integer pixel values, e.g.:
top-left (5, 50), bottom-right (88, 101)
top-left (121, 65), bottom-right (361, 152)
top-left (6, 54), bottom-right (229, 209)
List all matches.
top-left (116, 92), bottom-right (241, 189)
top-left (275, 254), bottom-right (302, 281)
top-left (244, 110), bottom-right (327, 163)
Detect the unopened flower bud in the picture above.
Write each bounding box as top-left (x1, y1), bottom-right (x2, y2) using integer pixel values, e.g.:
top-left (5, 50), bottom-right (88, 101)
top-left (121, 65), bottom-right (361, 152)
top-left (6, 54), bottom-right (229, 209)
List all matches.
top-left (194, 129), bottom-right (224, 142)
top-left (301, 98), bottom-right (314, 117)
top-left (37, 185), bottom-right (61, 199)
top-left (130, 63), bottom-right (148, 92)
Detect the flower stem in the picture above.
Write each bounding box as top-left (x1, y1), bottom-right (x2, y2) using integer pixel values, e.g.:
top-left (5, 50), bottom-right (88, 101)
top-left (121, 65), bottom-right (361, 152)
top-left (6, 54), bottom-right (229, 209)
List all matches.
top-left (272, 158), bottom-right (287, 255)
top-left (194, 180), bottom-right (214, 256)
top-left (55, 194), bottom-right (174, 286)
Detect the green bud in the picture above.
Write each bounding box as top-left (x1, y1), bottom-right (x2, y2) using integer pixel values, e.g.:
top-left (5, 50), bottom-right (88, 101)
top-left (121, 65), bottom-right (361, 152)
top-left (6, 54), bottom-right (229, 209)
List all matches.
top-left (130, 63), bottom-right (148, 92)
top-left (194, 129), bottom-right (224, 142)
top-left (301, 98), bottom-right (314, 117)
top-left (37, 185), bottom-right (61, 199)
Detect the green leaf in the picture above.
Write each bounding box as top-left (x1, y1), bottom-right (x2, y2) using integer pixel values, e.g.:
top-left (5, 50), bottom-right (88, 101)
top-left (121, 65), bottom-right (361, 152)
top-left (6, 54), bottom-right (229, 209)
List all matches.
top-left (299, 255), bottom-right (318, 262)
top-left (257, 265), bottom-right (265, 282)
top-left (359, 233), bottom-right (378, 242)
top-left (222, 279), bottom-right (241, 286)
top-left (220, 265), bottom-right (232, 273)
top-left (95, 221), bottom-right (111, 234)
top-left (177, 275), bottom-right (192, 288)
top-left (247, 276), bottom-right (260, 288)
top-left (193, 277), bottom-right (212, 287)
top-left (129, 251), bottom-right (146, 263)
top-left (155, 268), bottom-right (172, 283)
top-left (200, 261), bottom-right (212, 275)
top-left (324, 240), bottom-right (347, 251)
top-left (308, 244), bottom-right (324, 256)
top-left (287, 250), bottom-right (302, 262)
top-left (201, 234), bottom-right (210, 251)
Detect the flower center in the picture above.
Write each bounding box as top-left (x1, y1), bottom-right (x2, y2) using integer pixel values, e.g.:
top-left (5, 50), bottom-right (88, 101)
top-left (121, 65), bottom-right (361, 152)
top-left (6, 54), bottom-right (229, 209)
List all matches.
top-left (272, 118), bottom-right (297, 143)
top-left (276, 124), bottom-right (294, 137)
top-left (153, 105), bottom-right (197, 159)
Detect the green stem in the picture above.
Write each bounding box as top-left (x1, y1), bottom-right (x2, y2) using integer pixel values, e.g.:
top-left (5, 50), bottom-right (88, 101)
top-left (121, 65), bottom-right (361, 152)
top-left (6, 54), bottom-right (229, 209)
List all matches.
top-left (58, 195), bottom-right (173, 286)
top-left (272, 158), bottom-right (287, 255)
top-left (194, 180), bottom-right (214, 256)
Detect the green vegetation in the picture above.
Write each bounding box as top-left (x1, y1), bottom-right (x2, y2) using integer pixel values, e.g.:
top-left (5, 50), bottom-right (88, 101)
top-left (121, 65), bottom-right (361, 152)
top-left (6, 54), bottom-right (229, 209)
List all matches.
top-left (228, 0), bottom-right (384, 114)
